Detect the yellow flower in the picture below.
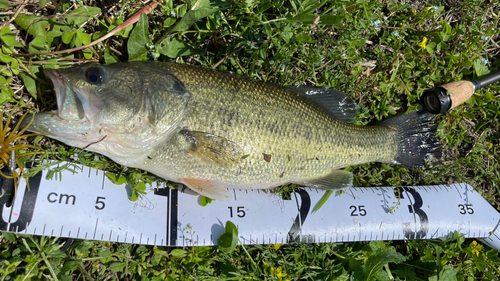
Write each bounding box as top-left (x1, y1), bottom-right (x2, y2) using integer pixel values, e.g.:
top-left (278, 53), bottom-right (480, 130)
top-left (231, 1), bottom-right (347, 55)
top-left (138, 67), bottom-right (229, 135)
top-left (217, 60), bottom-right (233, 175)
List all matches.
top-left (270, 267), bottom-right (275, 273)
top-left (471, 240), bottom-right (483, 257)
top-left (271, 244), bottom-right (283, 250)
top-left (418, 37), bottom-right (427, 50)
top-left (276, 267), bottom-right (287, 279)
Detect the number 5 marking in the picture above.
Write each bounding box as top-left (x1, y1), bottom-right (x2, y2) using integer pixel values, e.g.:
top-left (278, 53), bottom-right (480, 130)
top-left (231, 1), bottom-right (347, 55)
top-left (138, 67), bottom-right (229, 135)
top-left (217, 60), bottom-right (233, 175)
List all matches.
top-left (401, 187), bottom-right (429, 239)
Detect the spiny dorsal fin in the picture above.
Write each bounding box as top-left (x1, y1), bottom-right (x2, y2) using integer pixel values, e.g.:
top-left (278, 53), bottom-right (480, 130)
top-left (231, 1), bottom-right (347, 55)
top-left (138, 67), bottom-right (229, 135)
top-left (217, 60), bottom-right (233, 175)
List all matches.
top-left (286, 86), bottom-right (359, 123)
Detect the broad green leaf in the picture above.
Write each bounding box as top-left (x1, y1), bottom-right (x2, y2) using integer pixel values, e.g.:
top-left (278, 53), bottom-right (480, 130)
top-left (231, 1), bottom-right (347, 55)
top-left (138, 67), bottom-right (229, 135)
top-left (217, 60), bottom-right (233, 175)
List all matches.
top-left (0, 0), bottom-right (9, 8)
top-left (62, 31), bottom-right (75, 44)
top-left (157, 37), bottom-right (205, 58)
top-left (218, 221), bottom-right (238, 253)
top-left (109, 262), bottom-right (126, 272)
top-left (0, 50), bottom-right (12, 63)
top-left (46, 249), bottom-right (67, 258)
top-left (29, 35), bottom-right (47, 53)
top-left (60, 260), bottom-right (81, 273)
top-left (217, 233), bottom-right (237, 253)
top-left (170, 249), bottom-right (187, 258)
top-left (171, 0), bottom-right (233, 32)
top-left (199, 196), bottom-right (213, 206)
top-left (106, 173), bottom-right (127, 185)
top-left (47, 28), bottom-right (63, 46)
top-left (14, 14), bottom-right (50, 40)
top-left (83, 51), bottom-right (92, 60)
top-left (429, 265), bottom-right (459, 281)
top-left (462, 112), bottom-right (475, 119)
top-left (296, 34), bottom-right (312, 42)
top-left (1, 231), bottom-right (16, 242)
top-left (300, 0), bottom-right (330, 14)
top-left (0, 26), bottom-right (17, 47)
top-left (320, 13), bottom-right (345, 25)
top-left (163, 17), bottom-right (176, 28)
top-left (426, 42), bottom-right (436, 54)
top-left (98, 249), bottom-right (111, 258)
top-left (104, 45), bottom-right (119, 64)
top-left (66, 6), bottom-right (101, 27)
top-left (0, 86), bottom-right (13, 105)
top-left (473, 59), bottom-right (490, 77)
top-left (135, 182), bottom-right (146, 192)
top-left (129, 190), bottom-right (139, 202)
top-left (127, 13), bottom-right (149, 61)
top-left (38, 0), bottom-right (48, 8)
top-left (364, 247), bottom-right (406, 280)
top-left (289, 13), bottom-right (316, 25)
top-left (225, 221), bottom-right (238, 236)
top-left (19, 72), bottom-right (37, 99)
top-left (77, 32), bottom-right (91, 45)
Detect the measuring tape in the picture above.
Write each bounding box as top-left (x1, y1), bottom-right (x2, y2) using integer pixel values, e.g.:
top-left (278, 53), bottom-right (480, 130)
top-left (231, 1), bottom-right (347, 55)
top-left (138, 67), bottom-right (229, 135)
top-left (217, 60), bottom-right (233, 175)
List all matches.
top-left (1, 163), bottom-right (500, 251)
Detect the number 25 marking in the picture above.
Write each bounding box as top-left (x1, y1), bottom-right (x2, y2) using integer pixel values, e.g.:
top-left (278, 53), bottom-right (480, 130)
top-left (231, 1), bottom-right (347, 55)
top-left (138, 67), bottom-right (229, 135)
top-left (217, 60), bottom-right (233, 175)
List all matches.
top-left (350, 205), bottom-right (367, 216)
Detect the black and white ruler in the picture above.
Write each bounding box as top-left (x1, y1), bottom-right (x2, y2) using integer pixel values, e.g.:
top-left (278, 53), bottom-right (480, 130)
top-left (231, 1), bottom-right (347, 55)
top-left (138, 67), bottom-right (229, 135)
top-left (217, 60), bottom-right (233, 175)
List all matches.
top-left (1, 163), bottom-right (500, 251)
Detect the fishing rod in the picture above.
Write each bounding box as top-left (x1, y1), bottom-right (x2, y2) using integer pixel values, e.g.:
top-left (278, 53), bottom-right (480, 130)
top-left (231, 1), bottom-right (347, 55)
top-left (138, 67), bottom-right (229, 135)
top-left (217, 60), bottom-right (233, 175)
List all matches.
top-left (421, 70), bottom-right (500, 114)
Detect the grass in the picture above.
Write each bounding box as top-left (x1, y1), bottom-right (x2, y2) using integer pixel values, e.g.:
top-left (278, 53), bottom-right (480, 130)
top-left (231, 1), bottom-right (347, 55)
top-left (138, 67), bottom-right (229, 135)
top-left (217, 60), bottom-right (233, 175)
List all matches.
top-left (0, 0), bottom-right (500, 280)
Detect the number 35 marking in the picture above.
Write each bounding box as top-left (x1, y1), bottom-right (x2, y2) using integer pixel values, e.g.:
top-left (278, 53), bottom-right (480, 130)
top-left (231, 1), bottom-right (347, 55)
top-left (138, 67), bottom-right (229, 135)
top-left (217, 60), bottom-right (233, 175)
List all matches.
top-left (458, 204), bottom-right (474, 215)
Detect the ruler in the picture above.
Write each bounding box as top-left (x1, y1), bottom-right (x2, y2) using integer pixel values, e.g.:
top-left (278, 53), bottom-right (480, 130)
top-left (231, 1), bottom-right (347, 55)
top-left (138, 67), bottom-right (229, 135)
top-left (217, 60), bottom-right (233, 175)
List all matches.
top-left (1, 163), bottom-right (500, 251)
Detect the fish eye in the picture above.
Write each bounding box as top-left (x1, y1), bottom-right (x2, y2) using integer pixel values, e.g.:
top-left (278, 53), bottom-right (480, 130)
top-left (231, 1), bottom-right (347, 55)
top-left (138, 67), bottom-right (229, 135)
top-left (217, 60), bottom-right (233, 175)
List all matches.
top-left (85, 67), bottom-right (105, 84)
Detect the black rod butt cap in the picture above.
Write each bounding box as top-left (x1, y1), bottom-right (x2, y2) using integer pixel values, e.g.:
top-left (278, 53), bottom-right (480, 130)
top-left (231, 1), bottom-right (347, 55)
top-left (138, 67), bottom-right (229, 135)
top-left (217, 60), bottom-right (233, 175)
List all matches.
top-left (421, 87), bottom-right (452, 114)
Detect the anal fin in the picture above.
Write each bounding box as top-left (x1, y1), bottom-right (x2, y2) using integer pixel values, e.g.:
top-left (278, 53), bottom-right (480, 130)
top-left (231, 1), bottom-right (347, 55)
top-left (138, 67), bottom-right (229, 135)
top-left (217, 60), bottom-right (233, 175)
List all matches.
top-left (298, 169), bottom-right (353, 191)
top-left (299, 170), bottom-right (354, 214)
top-left (182, 178), bottom-right (231, 201)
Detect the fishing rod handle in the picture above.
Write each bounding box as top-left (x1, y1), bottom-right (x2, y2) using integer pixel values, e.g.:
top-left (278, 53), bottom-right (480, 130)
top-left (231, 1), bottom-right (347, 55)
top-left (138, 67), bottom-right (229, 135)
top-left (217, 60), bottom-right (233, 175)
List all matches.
top-left (440, 80), bottom-right (475, 110)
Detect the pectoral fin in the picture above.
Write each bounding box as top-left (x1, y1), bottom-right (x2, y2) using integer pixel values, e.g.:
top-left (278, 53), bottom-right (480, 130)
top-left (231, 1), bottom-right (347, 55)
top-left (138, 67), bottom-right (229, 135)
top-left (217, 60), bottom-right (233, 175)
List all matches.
top-left (297, 169), bottom-right (353, 190)
top-left (182, 178), bottom-right (231, 201)
top-left (180, 130), bottom-right (244, 168)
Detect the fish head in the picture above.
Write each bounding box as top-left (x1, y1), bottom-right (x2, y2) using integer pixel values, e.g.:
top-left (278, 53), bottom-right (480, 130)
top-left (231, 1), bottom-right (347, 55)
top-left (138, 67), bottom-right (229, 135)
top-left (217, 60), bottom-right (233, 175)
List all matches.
top-left (28, 62), bottom-right (191, 161)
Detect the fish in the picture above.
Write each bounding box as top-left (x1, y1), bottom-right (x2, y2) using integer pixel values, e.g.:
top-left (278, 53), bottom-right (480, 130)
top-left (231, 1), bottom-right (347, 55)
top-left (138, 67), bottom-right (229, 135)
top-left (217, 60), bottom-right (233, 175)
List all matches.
top-left (25, 61), bottom-right (441, 200)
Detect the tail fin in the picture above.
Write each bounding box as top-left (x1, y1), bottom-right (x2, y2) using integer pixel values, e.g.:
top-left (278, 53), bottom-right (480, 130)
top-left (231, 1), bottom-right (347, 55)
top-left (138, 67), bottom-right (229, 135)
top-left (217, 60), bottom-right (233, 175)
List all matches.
top-left (382, 110), bottom-right (442, 167)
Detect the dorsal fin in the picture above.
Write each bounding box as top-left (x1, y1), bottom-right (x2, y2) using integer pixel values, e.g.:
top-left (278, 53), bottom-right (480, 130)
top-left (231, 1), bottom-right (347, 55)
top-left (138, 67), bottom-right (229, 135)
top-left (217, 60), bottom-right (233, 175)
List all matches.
top-left (286, 86), bottom-right (359, 123)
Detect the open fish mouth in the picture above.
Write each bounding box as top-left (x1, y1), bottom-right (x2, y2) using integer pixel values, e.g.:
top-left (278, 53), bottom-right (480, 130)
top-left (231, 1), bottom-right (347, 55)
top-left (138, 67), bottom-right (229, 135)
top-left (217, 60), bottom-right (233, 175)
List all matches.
top-left (44, 69), bottom-right (100, 122)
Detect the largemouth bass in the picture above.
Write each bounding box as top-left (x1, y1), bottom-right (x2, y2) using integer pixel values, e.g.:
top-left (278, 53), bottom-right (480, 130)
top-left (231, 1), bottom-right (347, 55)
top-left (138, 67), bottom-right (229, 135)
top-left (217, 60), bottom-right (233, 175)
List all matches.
top-left (26, 62), bottom-right (441, 200)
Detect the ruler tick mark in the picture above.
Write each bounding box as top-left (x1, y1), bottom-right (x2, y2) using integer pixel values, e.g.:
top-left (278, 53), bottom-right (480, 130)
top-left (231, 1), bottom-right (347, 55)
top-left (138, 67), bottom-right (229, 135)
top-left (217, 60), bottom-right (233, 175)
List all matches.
top-left (77, 227), bottom-right (80, 238)
top-left (93, 218), bottom-right (99, 240)
top-left (453, 185), bottom-right (463, 199)
top-left (43, 224), bottom-right (46, 235)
